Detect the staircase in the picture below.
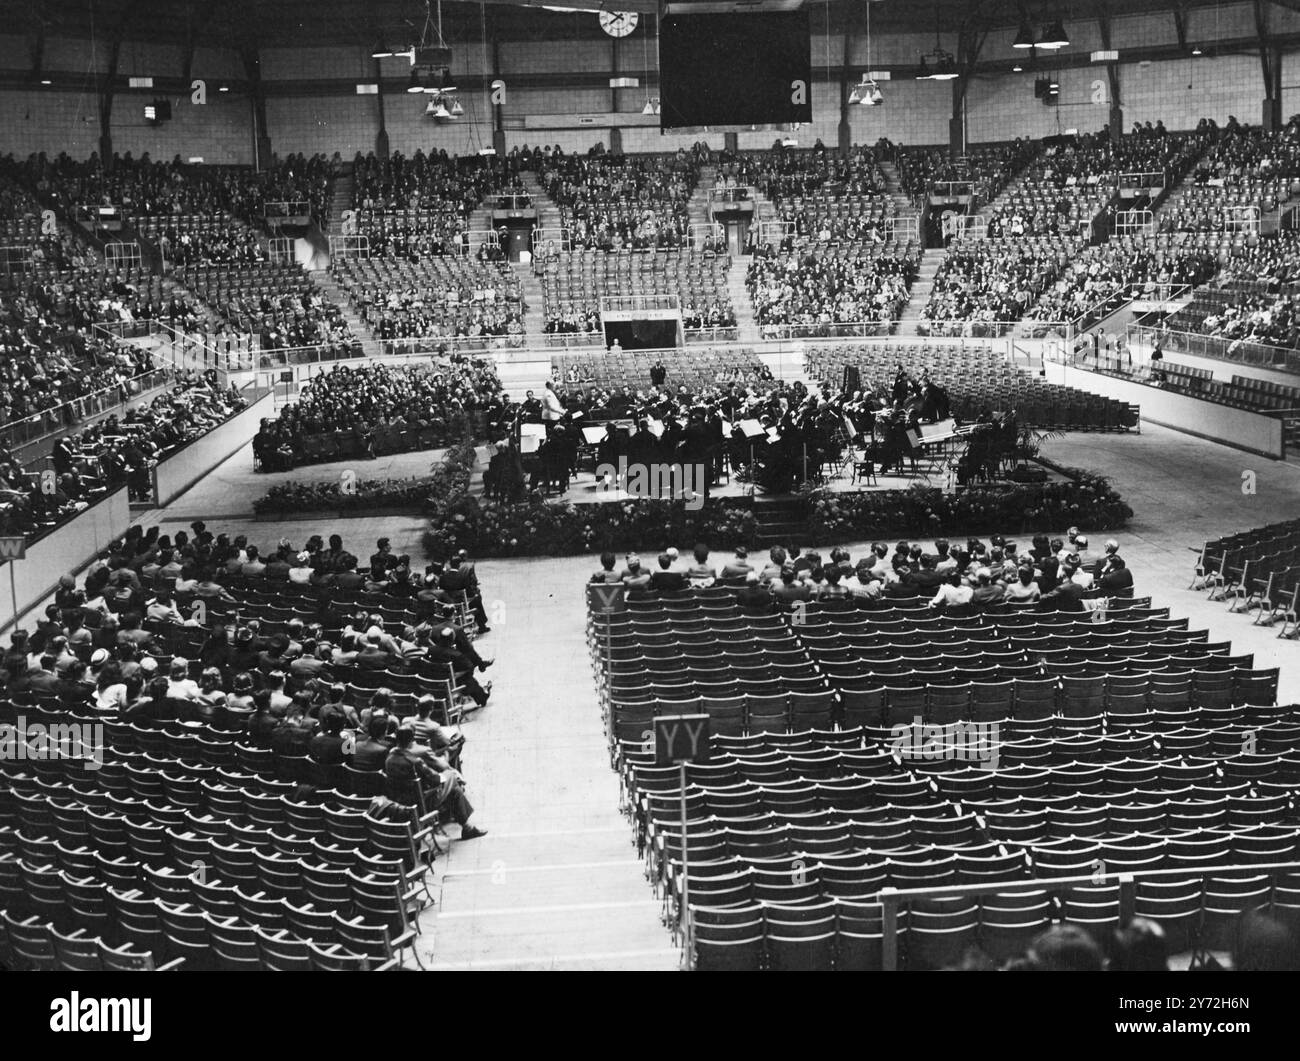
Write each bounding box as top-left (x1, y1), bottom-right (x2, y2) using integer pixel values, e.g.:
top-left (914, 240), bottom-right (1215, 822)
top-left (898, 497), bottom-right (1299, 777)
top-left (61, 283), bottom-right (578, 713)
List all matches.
top-left (894, 248), bottom-right (946, 337)
top-left (686, 165), bottom-right (718, 243)
top-left (312, 270), bottom-right (383, 356)
top-left (726, 255), bottom-right (762, 344)
top-left (752, 498), bottom-right (810, 546)
top-left (518, 171), bottom-right (563, 237)
top-left (513, 259), bottom-right (548, 341)
top-left (326, 171), bottom-right (354, 238)
top-left (877, 161), bottom-right (914, 218)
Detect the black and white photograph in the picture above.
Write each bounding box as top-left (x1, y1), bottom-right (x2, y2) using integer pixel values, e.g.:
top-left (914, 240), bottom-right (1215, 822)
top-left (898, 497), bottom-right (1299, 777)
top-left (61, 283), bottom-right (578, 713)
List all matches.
top-left (0, 0), bottom-right (1297, 1041)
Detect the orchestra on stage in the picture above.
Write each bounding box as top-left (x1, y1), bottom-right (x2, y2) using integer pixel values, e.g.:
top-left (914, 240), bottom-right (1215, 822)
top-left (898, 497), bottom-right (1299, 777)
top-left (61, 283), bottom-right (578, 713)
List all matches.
top-left (484, 365), bottom-right (1023, 501)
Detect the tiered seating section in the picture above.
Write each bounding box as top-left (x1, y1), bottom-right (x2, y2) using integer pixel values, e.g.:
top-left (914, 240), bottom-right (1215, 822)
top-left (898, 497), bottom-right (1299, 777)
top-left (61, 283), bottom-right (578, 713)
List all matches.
top-left (1027, 240), bottom-right (1218, 325)
top-left (922, 237), bottom-right (1082, 334)
top-left (1167, 273), bottom-right (1300, 354)
top-left (746, 246), bottom-right (916, 337)
top-left (590, 583), bottom-right (1294, 970)
top-left (551, 347), bottom-right (774, 396)
top-left (1160, 129), bottom-right (1300, 233)
top-left (334, 257), bottom-right (525, 347)
top-left (806, 343), bottom-right (1139, 431)
top-left (352, 151), bottom-right (521, 259)
top-left (540, 153), bottom-right (699, 251)
top-left (178, 263), bottom-right (358, 355)
top-left (537, 248), bottom-right (735, 343)
top-left (894, 142), bottom-right (1039, 209)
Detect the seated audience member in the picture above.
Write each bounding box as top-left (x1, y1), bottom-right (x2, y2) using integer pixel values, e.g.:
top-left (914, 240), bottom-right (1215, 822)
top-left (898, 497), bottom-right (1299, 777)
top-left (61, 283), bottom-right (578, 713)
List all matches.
top-left (384, 724), bottom-right (487, 840)
top-left (1004, 566), bottom-right (1041, 603)
top-left (719, 546), bottom-right (753, 581)
top-left (930, 570), bottom-right (974, 609)
top-left (685, 544), bottom-right (716, 586)
top-left (349, 714), bottom-right (395, 771)
top-left (1097, 555), bottom-right (1134, 596)
top-left (591, 550), bottom-right (622, 584)
top-left (308, 711), bottom-right (350, 767)
top-left (649, 552), bottom-right (687, 593)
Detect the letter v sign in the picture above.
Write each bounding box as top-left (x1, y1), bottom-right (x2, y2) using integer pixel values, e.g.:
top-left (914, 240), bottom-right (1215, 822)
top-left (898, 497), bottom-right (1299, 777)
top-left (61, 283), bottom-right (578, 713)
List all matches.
top-left (587, 583), bottom-right (626, 614)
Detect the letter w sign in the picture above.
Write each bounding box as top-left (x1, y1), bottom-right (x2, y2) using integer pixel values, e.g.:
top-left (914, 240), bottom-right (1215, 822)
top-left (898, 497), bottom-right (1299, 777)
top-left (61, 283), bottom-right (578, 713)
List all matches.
top-left (655, 714), bottom-right (711, 765)
top-left (0, 537), bottom-right (25, 560)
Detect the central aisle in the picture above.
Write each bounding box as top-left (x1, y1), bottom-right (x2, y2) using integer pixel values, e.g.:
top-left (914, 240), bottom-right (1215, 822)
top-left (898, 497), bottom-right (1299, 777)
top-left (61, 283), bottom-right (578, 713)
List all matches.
top-left (417, 554), bottom-right (680, 971)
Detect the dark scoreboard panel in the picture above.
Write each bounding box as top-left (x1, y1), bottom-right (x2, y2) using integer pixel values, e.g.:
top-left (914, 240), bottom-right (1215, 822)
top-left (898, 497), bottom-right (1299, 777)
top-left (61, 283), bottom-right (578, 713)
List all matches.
top-left (659, 11), bottom-right (813, 130)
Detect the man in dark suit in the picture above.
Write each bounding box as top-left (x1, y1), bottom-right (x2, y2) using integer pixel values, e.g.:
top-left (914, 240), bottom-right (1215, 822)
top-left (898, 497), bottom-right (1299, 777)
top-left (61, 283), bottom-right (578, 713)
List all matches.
top-left (424, 628), bottom-right (492, 709)
top-left (650, 360), bottom-right (667, 387)
top-left (772, 567), bottom-right (811, 606)
top-left (1097, 556), bottom-right (1134, 597)
top-left (308, 711), bottom-right (348, 766)
top-left (905, 554), bottom-right (945, 593)
top-left (649, 553), bottom-right (686, 593)
top-left (719, 547), bottom-right (753, 581)
top-left (355, 631), bottom-right (393, 670)
top-left (736, 572), bottom-right (775, 613)
top-left (384, 725), bottom-right (486, 840)
top-left (440, 553), bottom-right (490, 631)
top-left (1041, 575), bottom-right (1087, 612)
top-left (348, 715), bottom-right (394, 771)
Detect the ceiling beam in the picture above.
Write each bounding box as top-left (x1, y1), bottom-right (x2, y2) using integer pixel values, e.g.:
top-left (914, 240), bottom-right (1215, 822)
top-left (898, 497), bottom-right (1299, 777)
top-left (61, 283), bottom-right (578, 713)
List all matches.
top-left (1255, 0), bottom-right (1274, 91)
top-left (1172, 4), bottom-right (1189, 50)
top-left (182, 0), bottom-right (221, 83)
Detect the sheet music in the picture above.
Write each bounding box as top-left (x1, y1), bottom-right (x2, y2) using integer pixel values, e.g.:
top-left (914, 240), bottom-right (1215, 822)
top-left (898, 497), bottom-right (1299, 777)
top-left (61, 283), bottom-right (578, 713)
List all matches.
top-left (520, 423), bottom-right (547, 454)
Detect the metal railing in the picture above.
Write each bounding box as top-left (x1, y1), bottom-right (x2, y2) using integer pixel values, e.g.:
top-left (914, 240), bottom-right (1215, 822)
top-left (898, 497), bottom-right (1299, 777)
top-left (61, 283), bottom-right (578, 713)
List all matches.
top-left (945, 213), bottom-right (986, 241)
top-left (1117, 169), bottom-right (1166, 193)
top-left (104, 241), bottom-right (142, 269)
top-left (0, 245), bottom-right (32, 275)
top-left (756, 317), bottom-right (1072, 342)
top-left (1128, 322), bottom-right (1300, 375)
top-left (887, 215), bottom-right (921, 243)
top-left (1114, 208), bottom-right (1155, 237)
top-left (531, 226), bottom-right (571, 258)
top-left (264, 201), bottom-right (312, 229)
top-left (328, 235), bottom-right (370, 261)
top-left (601, 294), bottom-right (681, 314)
top-left (755, 219), bottom-right (796, 246)
top-left (491, 192), bottom-right (533, 211)
top-left (266, 236), bottom-right (295, 265)
top-left (1067, 281), bottom-right (1193, 339)
top-left (465, 230), bottom-right (501, 255)
top-left (1226, 205), bottom-right (1262, 234)
top-left (929, 180), bottom-right (973, 201)
top-left (707, 186), bottom-right (755, 220)
top-left (0, 365), bottom-right (173, 456)
top-left (687, 222), bottom-right (723, 251)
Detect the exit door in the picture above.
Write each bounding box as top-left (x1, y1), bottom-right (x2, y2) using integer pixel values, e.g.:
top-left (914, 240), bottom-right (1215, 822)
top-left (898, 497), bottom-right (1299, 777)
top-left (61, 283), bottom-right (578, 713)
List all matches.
top-left (726, 219), bottom-right (749, 257)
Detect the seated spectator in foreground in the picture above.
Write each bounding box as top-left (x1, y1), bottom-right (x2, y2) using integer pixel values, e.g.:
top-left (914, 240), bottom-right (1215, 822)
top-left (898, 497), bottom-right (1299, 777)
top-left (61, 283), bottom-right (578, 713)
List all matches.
top-left (384, 724), bottom-right (487, 840)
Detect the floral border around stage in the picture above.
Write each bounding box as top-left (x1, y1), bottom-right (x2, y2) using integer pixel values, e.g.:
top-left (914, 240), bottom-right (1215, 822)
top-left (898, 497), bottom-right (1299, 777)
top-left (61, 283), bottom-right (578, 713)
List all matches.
top-left (253, 441), bottom-right (1134, 558)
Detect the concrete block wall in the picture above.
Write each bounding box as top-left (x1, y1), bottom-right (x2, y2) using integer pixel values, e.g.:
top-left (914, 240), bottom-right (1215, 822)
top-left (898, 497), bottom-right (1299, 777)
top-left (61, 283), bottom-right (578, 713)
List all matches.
top-left (0, 1), bottom-right (1296, 171)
